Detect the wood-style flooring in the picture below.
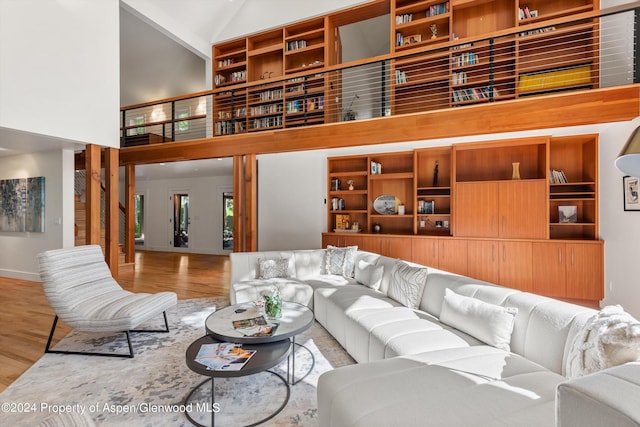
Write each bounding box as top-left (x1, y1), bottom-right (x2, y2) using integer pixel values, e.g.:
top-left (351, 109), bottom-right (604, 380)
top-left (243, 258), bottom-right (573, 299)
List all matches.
top-left (0, 250), bottom-right (230, 393)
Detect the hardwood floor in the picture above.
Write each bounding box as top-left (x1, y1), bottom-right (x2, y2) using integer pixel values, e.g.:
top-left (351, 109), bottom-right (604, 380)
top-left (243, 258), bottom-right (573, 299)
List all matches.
top-left (0, 250), bottom-right (230, 393)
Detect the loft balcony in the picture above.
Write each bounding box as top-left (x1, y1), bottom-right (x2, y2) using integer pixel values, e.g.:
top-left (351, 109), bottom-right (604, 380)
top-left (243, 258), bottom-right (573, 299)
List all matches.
top-left (119, 3), bottom-right (640, 161)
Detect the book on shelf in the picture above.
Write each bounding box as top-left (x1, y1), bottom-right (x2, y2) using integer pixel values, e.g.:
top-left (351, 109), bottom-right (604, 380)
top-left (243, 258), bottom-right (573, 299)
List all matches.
top-left (233, 315), bottom-right (280, 337)
top-left (195, 342), bottom-right (256, 371)
top-left (550, 169), bottom-right (568, 184)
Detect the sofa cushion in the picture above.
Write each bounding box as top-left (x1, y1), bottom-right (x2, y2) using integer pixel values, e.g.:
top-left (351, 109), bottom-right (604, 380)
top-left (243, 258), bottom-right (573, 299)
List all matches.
top-left (354, 260), bottom-right (384, 290)
top-left (231, 278), bottom-right (313, 308)
top-left (440, 289), bottom-right (517, 352)
top-left (257, 258), bottom-right (290, 279)
top-left (318, 345), bottom-right (563, 427)
top-left (325, 245), bottom-right (358, 276)
top-left (388, 261), bottom-right (428, 309)
top-left (565, 305), bottom-right (640, 378)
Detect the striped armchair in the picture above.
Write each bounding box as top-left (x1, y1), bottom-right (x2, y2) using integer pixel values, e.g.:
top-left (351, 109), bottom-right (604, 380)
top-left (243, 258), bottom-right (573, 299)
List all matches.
top-left (37, 245), bottom-right (177, 358)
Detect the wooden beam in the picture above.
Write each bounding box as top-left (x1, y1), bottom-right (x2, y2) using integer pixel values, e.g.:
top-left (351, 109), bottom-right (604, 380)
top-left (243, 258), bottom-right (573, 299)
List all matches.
top-left (125, 164), bottom-right (135, 264)
top-left (85, 144), bottom-right (101, 245)
top-left (119, 85), bottom-right (640, 166)
top-left (104, 147), bottom-right (119, 279)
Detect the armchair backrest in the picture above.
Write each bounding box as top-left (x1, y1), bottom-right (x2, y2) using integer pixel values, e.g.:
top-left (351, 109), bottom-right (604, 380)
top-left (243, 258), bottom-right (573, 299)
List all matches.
top-left (37, 245), bottom-right (123, 325)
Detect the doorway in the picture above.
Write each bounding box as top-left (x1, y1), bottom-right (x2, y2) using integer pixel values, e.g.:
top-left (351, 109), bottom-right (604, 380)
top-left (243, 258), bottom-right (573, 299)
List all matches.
top-left (223, 191), bottom-right (233, 250)
top-left (172, 192), bottom-right (190, 248)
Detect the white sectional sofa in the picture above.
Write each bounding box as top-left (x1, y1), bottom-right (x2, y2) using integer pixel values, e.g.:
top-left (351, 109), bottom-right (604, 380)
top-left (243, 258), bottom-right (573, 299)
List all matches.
top-left (229, 247), bottom-right (640, 427)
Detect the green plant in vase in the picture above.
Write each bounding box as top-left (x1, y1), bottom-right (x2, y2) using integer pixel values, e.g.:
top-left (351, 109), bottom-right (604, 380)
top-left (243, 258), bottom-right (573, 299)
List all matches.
top-left (262, 287), bottom-right (282, 319)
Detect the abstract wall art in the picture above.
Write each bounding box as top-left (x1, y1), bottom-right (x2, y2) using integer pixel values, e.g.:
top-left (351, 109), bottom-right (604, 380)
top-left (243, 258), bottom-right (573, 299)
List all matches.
top-left (0, 176), bottom-right (45, 232)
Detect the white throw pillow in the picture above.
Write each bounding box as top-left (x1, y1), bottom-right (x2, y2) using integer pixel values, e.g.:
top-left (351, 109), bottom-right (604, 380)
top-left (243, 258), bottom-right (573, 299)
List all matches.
top-left (388, 261), bottom-right (428, 309)
top-left (440, 289), bottom-right (517, 352)
top-left (324, 245), bottom-right (358, 277)
top-left (257, 258), bottom-right (290, 279)
top-left (565, 305), bottom-right (640, 378)
top-left (354, 260), bottom-right (384, 290)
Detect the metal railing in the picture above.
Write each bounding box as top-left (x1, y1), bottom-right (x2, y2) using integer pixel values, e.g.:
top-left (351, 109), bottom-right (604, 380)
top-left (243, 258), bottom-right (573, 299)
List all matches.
top-left (120, 4), bottom-right (638, 147)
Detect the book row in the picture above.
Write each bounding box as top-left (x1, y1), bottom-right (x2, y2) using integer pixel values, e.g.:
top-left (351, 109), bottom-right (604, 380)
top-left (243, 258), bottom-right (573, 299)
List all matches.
top-left (215, 70), bottom-right (247, 86)
top-left (451, 71), bottom-right (468, 85)
top-left (550, 169), bottom-right (569, 184)
top-left (215, 120), bottom-right (246, 135)
top-left (452, 52), bottom-right (479, 68)
top-left (286, 39), bottom-right (308, 51)
top-left (217, 58), bottom-right (240, 68)
top-left (286, 97), bottom-right (325, 112)
top-left (250, 103), bottom-right (283, 117)
top-left (255, 88), bottom-right (284, 102)
top-left (417, 200), bottom-right (436, 214)
top-left (250, 116), bottom-right (284, 129)
top-left (217, 108), bottom-right (246, 119)
top-left (452, 86), bottom-right (499, 103)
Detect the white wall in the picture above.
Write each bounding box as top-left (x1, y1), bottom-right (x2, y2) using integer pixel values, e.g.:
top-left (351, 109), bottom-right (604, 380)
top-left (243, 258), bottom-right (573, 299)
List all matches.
top-left (135, 175), bottom-right (233, 255)
top-left (257, 120), bottom-right (640, 317)
top-left (0, 0), bottom-right (120, 149)
top-left (0, 149), bottom-right (75, 281)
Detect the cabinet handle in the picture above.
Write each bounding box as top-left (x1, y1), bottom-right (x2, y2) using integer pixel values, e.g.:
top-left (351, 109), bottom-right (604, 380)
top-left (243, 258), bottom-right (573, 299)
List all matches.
top-left (571, 247), bottom-right (575, 266)
top-left (558, 247), bottom-right (562, 264)
top-left (432, 241), bottom-right (436, 258)
top-left (491, 217), bottom-right (495, 233)
top-left (492, 244), bottom-right (495, 262)
top-left (502, 216), bottom-right (506, 233)
top-left (503, 246), bottom-right (506, 262)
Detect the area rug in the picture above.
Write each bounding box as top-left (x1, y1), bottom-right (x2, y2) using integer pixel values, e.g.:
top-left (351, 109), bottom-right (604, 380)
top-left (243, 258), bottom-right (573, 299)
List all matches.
top-left (0, 297), bottom-right (355, 426)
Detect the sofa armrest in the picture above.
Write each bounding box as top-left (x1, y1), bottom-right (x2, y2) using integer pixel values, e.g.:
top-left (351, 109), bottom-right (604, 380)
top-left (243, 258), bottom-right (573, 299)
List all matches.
top-left (557, 362), bottom-right (640, 427)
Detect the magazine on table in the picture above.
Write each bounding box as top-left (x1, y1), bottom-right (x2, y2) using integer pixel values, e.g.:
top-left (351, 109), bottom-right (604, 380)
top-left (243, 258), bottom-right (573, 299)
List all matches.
top-left (232, 315), bottom-right (280, 337)
top-left (195, 342), bottom-right (256, 371)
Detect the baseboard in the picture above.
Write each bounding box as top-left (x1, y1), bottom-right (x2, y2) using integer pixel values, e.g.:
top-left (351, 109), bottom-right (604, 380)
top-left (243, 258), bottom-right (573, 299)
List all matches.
top-left (0, 268), bottom-right (41, 282)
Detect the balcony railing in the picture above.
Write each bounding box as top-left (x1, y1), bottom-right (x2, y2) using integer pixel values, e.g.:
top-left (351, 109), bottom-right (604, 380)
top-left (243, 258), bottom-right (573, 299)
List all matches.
top-left (120, 3), bottom-right (638, 148)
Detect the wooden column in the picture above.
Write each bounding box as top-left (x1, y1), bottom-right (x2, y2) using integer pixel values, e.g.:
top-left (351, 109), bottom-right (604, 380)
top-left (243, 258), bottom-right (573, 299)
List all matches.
top-left (233, 155), bottom-right (245, 252)
top-left (104, 147), bottom-right (119, 279)
top-left (125, 164), bottom-right (135, 264)
top-left (244, 154), bottom-right (257, 252)
top-left (84, 144), bottom-right (102, 246)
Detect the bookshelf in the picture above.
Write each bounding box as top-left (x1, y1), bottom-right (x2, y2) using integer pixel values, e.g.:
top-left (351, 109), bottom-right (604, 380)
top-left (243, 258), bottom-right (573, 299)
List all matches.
top-left (248, 83), bottom-right (284, 131)
top-left (393, 0), bottom-right (451, 51)
top-left (212, 0), bottom-right (599, 132)
top-left (324, 134), bottom-right (602, 300)
top-left (548, 134), bottom-right (598, 240)
top-left (213, 39), bottom-right (247, 88)
top-left (284, 74), bottom-right (326, 127)
top-left (213, 89), bottom-right (247, 136)
top-left (414, 147), bottom-right (451, 235)
top-left (248, 29), bottom-right (284, 82)
top-left (284, 17), bottom-right (327, 74)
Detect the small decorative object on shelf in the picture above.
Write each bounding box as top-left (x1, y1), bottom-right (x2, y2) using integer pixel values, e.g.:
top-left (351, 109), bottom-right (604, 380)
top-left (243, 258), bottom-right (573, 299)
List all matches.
top-left (398, 204), bottom-right (405, 215)
top-left (430, 24), bottom-right (437, 39)
top-left (512, 162), bottom-right (521, 180)
top-left (373, 223), bottom-right (381, 233)
top-left (433, 160), bottom-right (439, 186)
top-left (558, 206), bottom-right (578, 223)
top-left (261, 287), bottom-right (282, 319)
top-left (347, 180), bottom-right (354, 190)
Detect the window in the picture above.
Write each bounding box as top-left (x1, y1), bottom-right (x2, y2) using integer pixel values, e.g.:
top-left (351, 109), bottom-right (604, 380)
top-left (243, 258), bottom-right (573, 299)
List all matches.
top-left (134, 194), bottom-right (144, 245)
top-left (176, 108), bottom-right (190, 132)
top-left (223, 192), bottom-right (233, 250)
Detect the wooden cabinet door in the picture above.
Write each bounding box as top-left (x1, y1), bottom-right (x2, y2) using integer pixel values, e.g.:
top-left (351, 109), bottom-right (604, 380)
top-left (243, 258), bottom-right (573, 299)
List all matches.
top-left (439, 239), bottom-right (468, 276)
top-left (532, 242), bottom-right (567, 297)
top-left (412, 238), bottom-right (439, 268)
top-left (322, 233), bottom-right (342, 248)
top-left (455, 182), bottom-right (499, 237)
top-left (566, 242), bottom-right (604, 301)
top-left (498, 180), bottom-right (547, 239)
top-left (498, 241), bottom-right (533, 292)
top-left (383, 235), bottom-right (413, 260)
top-left (467, 240), bottom-right (500, 283)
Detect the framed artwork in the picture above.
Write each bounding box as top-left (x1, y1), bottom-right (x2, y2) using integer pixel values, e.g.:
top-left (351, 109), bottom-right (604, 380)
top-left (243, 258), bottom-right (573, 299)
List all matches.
top-left (623, 175), bottom-right (640, 211)
top-left (0, 176), bottom-right (45, 232)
